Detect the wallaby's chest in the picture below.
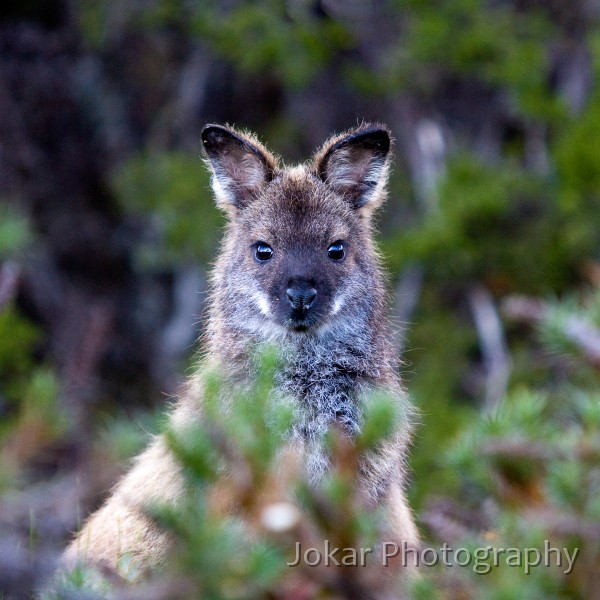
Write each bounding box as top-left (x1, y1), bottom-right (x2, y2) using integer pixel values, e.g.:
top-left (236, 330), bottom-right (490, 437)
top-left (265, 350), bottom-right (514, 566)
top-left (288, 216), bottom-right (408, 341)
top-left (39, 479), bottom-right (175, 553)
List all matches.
top-left (273, 344), bottom-right (374, 439)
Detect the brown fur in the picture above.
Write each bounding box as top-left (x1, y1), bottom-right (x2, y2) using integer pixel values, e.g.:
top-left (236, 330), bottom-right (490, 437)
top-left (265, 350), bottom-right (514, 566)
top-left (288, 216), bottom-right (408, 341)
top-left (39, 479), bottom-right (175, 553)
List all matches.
top-left (63, 123), bottom-right (419, 582)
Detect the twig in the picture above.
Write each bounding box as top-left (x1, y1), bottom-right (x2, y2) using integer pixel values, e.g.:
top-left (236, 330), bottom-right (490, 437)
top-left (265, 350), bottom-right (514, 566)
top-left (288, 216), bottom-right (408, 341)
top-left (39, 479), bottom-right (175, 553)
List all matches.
top-left (525, 122), bottom-right (550, 175)
top-left (420, 509), bottom-right (476, 544)
top-left (468, 284), bottom-right (511, 413)
top-left (0, 260), bottom-right (20, 312)
top-left (391, 98), bottom-right (446, 212)
top-left (525, 508), bottom-right (600, 541)
top-left (503, 294), bottom-right (600, 370)
top-left (481, 437), bottom-right (600, 464)
top-left (502, 295), bottom-right (547, 323)
top-left (414, 118), bottom-right (446, 211)
top-left (388, 108), bottom-right (446, 355)
top-left (393, 263), bottom-right (423, 357)
top-left (563, 315), bottom-right (600, 369)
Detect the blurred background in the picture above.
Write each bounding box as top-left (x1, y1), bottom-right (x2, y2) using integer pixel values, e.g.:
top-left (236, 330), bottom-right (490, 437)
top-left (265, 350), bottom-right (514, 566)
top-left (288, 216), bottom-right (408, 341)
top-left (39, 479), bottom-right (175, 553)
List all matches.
top-left (1, 1), bottom-right (600, 598)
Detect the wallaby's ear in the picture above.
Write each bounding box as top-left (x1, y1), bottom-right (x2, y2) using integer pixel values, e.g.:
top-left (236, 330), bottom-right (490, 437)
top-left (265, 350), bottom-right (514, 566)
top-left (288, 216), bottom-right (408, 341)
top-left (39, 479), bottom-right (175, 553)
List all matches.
top-left (201, 124), bottom-right (277, 209)
top-left (315, 125), bottom-right (391, 209)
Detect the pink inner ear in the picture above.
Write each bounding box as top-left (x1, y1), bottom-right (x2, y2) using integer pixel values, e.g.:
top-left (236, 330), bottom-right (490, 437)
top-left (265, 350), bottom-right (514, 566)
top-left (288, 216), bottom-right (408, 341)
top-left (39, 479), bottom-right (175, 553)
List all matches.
top-left (325, 146), bottom-right (383, 195)
top-left (207, 136), bottom-right (273, 207)
top-left (348, 149), bottom-right (378, 185)
top-left (238, 153), bottom-right (268, 192)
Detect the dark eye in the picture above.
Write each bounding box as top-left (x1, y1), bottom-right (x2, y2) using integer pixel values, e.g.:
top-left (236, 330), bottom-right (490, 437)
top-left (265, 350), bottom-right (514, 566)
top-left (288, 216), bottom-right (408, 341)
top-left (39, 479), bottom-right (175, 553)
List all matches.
top-left (328, 241), bottom-right (345, 261)
top-left (254, 242), bottom-right (273, 262)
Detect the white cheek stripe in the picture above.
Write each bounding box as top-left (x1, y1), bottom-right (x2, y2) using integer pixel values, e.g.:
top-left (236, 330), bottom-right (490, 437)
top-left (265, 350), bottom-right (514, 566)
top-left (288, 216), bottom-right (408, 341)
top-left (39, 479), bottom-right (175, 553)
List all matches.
top-left (331, 293), bottom-right (346, 316)
top-left (253, 291), bottom-right (271, 316)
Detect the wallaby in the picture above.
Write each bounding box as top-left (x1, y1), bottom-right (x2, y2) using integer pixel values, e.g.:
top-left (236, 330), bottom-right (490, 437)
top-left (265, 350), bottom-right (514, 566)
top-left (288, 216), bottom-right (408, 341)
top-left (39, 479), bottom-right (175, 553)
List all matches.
top-left (63, 123), bottom-right (419, 583)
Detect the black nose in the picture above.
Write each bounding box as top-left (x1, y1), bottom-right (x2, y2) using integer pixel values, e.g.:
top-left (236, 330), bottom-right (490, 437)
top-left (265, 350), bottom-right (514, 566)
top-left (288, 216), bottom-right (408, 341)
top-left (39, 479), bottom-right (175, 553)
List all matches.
top-left (286, 281), bottom-right (317, 312)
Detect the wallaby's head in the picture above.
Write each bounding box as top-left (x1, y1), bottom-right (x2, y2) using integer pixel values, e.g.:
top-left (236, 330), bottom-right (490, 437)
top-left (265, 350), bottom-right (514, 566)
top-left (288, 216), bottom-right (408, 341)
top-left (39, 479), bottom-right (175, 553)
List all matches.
top-left (202, 123), bottom-right (391, 338)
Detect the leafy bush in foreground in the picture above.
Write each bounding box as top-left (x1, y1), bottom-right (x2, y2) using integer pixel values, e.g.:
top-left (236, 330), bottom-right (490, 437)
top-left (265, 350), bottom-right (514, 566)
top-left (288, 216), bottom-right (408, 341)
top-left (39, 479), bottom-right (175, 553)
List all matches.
top-left (48, 287), bottom-right (600, 599)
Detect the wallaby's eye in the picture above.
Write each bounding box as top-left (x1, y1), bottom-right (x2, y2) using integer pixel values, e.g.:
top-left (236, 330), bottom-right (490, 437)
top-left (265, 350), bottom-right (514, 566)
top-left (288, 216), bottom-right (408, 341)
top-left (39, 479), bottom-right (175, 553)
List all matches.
top-left (254, 242), bottom-right (273, 262)
top-left (328, 241), bottom-right (345, 261)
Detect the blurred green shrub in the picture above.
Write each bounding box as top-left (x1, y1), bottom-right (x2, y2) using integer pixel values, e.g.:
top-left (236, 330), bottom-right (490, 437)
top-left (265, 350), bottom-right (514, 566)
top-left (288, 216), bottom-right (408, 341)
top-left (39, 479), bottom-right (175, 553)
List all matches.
top-left (50, 348), bottom-right (408, 599)
top-left (111, 151), bottom-right (222, 267)
top-left (48, 2), bottom-right (600, 598)
top-left (386, 155), bottom-right (584, 294)
top-left (418, 289), bottom-right (600, 599)
top-left (48, 296), bottom-right (600, 598)
top-left (183, 1), bottom-right (352, 88)
top-left (0, 208), bottom-right (64, 488)
top-left (0, 204), bottom-right (32, 259)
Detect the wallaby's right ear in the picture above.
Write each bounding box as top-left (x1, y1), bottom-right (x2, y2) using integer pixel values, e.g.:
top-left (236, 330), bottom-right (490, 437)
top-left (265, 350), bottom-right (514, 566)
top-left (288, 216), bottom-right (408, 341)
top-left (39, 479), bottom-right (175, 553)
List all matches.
top-left (201, 125), bottom-right (277, 210)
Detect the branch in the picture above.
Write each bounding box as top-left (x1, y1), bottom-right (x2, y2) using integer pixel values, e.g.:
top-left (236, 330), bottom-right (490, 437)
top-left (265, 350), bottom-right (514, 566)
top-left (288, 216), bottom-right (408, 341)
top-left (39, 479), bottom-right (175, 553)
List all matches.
top-left (526, 508), bottom-right (600, 541)
top-left (563, 315), bottom-right (600, 369)
top-left (392, 263), bottom-right (423, 357)
top-left (468, 284), bottom-right (511, 413)
top-left (0, 260), bottom-right (20, 312)
top-left (503, 294), bottom-right (600, 369)
top-left (481, 437), bottom-right (600, 464)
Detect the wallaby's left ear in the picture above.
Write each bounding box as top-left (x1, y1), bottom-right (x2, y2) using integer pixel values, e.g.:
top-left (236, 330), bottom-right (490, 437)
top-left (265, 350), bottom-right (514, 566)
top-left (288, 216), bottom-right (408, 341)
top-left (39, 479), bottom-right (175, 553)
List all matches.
top-left (315, 125), bottom-right (391, 209)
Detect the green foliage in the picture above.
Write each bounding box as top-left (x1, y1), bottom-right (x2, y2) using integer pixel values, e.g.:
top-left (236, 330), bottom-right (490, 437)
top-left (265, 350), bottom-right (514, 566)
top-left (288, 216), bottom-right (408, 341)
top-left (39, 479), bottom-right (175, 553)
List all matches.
top-left (76, 0), bottom-right (351, 88)
top-left (434, 387), bottom-right (598, 598)
top-left (165, 1), bottom-right (351, 88)
top-left (42, 563), bottom-right (113, 600)
top-left (0, 360), bottom-right (62, 489)
top-left (555, 102), bottom-right (600, 203)
top-left (0, 207), bottom-right (63, 489)
top-left (22, 367), bottom-right (63, 432)
top-left (357, 389), bottom-right (401, 451)
top-left (0, 298), bottom-right (61, 436)
top-left (418, 290), bottom-right (600, 598)
top-left (75, 0), bottom-right (112, 49)
top-left (23, 2), bottom-right (600, 598)
top-left (538, 288), bottom-right (600, 370)
top-left (99, 409), bottom-right (163, 462)
top-left (147, 348), bottom-right (404, 598)
top-left (447, 388), bottom-right (550, 493)
top-left (407, 316), bottom-right (476, 507)
top-left (0, 204), bottom-right (32, 258)
top-left (0, 304), bottom-right (41, 403)
top-left (386, 155), bottom-right (581, 293)
top-left (111, 151), bottom-right (223, 266)
top-left (373, 0), bottom-right (559, 118)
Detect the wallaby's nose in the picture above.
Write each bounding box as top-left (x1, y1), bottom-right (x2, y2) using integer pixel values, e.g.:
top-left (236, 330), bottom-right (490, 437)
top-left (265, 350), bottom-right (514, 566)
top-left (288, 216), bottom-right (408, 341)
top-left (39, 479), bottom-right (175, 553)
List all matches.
top-left (286, 281), bottom-right (317, 312)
